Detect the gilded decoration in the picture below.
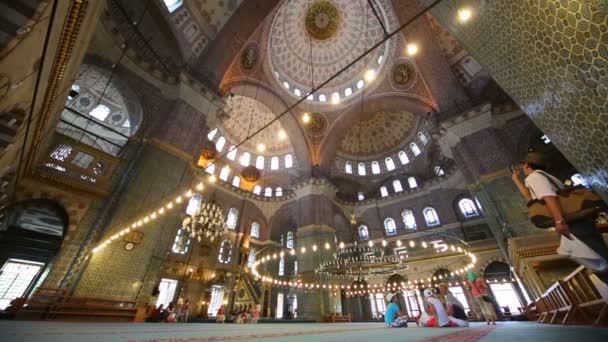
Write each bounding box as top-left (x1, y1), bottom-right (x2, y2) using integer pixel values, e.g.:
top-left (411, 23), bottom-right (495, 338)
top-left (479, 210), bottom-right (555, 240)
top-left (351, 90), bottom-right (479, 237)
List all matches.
top-left (240, 45), bottom-right (258, 72)
top-left (305, 112), bottom-right (327, 135)
top-left (339, 110), bottom-right (416, 155)
top-left (305, 1), bottom-right (340, 40)
top-left (391, 62), bottom-right (416, 87)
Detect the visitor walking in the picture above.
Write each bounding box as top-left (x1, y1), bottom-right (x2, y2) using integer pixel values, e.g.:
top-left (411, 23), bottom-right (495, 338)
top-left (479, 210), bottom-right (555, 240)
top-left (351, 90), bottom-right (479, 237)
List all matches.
top-left (178, 299), bottom-right (190, 323)
top-left (466, 272), bottom-right (497, 325)
top-left (511, 152), bottom-right (608, 282)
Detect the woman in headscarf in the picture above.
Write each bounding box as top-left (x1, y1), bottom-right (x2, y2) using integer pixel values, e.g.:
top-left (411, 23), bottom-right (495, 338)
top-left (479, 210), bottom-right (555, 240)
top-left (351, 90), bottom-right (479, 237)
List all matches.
top-left (466, 272), bottom-right (497, 325)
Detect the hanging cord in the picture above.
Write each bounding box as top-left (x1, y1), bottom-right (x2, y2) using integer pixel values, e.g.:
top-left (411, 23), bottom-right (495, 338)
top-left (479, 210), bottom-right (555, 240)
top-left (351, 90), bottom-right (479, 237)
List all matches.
top-left (13, 0), bottom-right (60, 199)
top-left (94, 0), bottom-right (152, 109)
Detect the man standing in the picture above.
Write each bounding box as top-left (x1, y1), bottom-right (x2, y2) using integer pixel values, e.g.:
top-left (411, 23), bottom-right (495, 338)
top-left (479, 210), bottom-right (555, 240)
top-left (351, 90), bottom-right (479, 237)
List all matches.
top-left (511, 152), bottom-right (608, 282)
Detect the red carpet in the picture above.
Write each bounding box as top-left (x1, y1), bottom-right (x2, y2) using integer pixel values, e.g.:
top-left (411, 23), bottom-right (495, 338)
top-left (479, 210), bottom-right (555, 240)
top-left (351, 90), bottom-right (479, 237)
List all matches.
top-left (418, 325), bottom-right (499, 342)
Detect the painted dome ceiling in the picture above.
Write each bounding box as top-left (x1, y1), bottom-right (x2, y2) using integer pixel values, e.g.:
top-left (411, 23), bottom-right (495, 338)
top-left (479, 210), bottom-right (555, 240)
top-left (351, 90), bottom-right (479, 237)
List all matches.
top-left (218, 95), bottom-right (293, 155)
top-left (267, 0), bottom-right (395, 104)
top-left (338, 110), bottom-right (416, 156)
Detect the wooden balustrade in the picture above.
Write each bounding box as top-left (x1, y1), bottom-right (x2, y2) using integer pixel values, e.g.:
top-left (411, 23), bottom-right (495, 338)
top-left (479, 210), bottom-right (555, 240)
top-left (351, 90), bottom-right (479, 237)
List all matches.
top-left (535, 266), bottom-right (607, 326)
top-left (16, 287), bottom-right (146, 322)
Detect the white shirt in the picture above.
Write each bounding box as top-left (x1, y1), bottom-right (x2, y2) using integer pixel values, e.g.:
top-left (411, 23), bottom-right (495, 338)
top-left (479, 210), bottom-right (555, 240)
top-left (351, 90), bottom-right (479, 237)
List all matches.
top-left (427, 297), bottom-right (450, 327)
top-left (525, 170), bottom-right (563, 200)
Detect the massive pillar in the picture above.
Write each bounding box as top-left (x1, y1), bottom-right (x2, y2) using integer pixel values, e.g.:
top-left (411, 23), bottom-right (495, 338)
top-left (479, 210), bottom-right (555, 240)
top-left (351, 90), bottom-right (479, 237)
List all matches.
top-left (436, 105), bottom-right (540, 258)
top-left (422, 0), bottom-right (608, 200)
top-left (296, 225), bottom-right (336, 321)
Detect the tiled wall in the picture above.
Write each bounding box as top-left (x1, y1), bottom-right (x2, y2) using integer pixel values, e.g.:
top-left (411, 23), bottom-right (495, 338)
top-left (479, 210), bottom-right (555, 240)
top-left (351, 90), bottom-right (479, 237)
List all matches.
top-left (423, 0), bottom-right (608, 200)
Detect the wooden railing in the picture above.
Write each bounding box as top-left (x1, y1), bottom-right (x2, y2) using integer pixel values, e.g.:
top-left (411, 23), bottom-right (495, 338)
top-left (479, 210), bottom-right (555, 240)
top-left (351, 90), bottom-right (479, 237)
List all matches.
top-left (534, 266), bottom-right (607, 326)
top-left (16, 287), bottom-right (146, 322)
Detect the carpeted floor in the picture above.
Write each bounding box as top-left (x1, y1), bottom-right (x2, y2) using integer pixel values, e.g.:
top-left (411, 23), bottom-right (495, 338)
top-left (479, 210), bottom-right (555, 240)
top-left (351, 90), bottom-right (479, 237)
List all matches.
top-left (0, 321), bottom-right (607, 342)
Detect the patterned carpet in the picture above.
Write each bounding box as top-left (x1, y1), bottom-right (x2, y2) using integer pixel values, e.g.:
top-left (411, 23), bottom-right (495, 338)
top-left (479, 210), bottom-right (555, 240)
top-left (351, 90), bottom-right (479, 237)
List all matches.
top-left (1, 321), bottom-right (607, 342)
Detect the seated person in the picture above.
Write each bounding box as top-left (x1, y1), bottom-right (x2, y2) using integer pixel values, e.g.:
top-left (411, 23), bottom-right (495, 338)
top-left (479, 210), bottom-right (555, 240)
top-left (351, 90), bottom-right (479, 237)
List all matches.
top-left (250, 304), bottom-right (261, 323)
top-left (384, 292), bottom-right (408, 327)
top-left (421, 288), bottom-right (450, 327)
top-left (438, 283), bottom-right (469, 327)
top-left (216, 305), bottom-right (225, 323)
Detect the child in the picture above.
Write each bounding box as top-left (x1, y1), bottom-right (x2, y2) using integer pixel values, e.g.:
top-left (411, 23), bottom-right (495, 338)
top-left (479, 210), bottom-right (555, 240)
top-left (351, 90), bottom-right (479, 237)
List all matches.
top-left (384, 292), bottom-right (408, 328)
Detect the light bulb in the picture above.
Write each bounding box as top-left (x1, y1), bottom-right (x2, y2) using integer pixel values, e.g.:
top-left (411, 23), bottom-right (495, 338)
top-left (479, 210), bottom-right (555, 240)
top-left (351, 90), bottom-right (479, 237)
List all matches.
top-left (278, 130), bottom-right (287, 140)
top-left (457, 8), bottom-right (473, 23)
top-left (364, 69), bottom-right (376, 82)
top-left (406, 43), bottom-right (418, 56)
top-left (257, 143), bottom-right (266, 152)
top-left (302, 112), bottom-right (311, 123)
top-left (209, 175), bottom-right (217, 183)
top-left (196, 183), bottom-right (204, 191)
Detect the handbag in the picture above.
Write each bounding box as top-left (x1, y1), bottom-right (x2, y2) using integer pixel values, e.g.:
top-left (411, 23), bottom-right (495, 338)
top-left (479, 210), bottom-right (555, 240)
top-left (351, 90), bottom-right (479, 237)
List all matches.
top-left (526, 171), bottom-right (606, 228)
top-left (556, 234), bottom-right (608, 272)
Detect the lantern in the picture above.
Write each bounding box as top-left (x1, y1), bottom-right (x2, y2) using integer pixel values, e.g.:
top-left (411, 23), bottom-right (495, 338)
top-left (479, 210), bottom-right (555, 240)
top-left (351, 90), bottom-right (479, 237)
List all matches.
top-left (240, 165), bottom-right (261, 191)
top-left (197, 140), bottom-right (216, 168)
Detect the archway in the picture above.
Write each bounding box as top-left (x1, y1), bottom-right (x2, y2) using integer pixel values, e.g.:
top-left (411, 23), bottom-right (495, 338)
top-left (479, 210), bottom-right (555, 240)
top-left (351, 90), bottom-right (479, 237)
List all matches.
top-left (483, 261), bottom-right (526, 315)
top-left (0, 199), bottom-right (68, 309)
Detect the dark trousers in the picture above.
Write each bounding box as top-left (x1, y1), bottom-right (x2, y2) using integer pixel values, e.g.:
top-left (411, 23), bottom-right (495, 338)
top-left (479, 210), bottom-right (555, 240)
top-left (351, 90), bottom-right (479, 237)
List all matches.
top-left (570, 219), bottom-right (608, 283)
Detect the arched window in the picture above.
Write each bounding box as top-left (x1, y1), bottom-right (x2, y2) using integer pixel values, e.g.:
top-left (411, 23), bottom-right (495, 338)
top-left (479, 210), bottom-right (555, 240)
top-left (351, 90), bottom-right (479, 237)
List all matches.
top-left (226, 208), bottom-right (239, 229)
top-left (264, 187), bottom-right (272, 197)
top-left (359, 225), bottom-right (369, 240)
top-left (279, 255), bottom-right (285, 276)
top-left (216, 136), bottom-right (226, 152)
top-left (163, 0), bottom-right (183, 12)
top-left (256, 156), bottom-right (265, 169)
top-left (380, 186), bottom-right (388, 197)
top-left (253, 185), bottom-right (261, 195)
top-left (275, 187), bottom-right (283, 197)
top-left (393, 179), bottom-right (403, 193)
top-left (239, 152), bottom-right (251, 166)
top-left (171, 228), bottom-right (191, 254)
top-left (219, 166), bottom-right (230, 181)
top-left (186, 194), bottom-right (203, 216)
top-left (207, 128), bottom-right (218, 140)
top-left (232, 176), bottom-right (240, 188)
top-left (205, 164), bottom-right (215, 174)
top-left (418, 132), bottom-right (428, 145)
top-left (247, 248), bottom-right (256, 268)
top-left (250, 222), bottom-right (260, 238)
top-left (286, 231), bottom-right (294, 248)
top-left (90, 104), bottom-right (110, 121)
top-left (345, 161), bottom-right (353, 174)
top-left (384, 218), bottom-right (397, 236)
top-left (371, 161), bottom-right (381, 174)
top-left (458, 198), bottom-right (479, 218)
top-left (358, 163), bottom-right (366, 176)
top-left (227, 146), bottom-right (237, 160)
top-left (357, 192), bottom-right (365, 201)
top-left (285, 154), bottom-right (293, 168)
top-left (402, 209), bottom-right (417, 230)
top-left (423, 207), bottom-right (440, 227)
top-left (410, 142), bottom-right (421, 156)
top-left (218, 240), bottom-right (232, 264)
top-left (385, 157), bottom-right (396, 171)
top-left (271, 157), bottom-right (279, 170)
top-left (398, 151), bottom-right (409, 165)
top-left (434, 166), bottom-right (445, 176)
top-left (408, 177), bottom-right (418, 188)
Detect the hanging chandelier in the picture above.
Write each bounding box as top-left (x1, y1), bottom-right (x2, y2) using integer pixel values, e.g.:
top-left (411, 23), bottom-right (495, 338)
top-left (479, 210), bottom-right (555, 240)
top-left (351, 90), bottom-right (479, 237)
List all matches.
top-left (182, 200), bottom-right (227, 243)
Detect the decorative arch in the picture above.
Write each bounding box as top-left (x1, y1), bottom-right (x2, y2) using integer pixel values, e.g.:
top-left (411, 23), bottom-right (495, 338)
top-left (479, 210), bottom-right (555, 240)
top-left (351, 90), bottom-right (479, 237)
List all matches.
top-left (319, 94), bottom-right (434, 169)
top-left (218, 80), bottom-right (311, 172)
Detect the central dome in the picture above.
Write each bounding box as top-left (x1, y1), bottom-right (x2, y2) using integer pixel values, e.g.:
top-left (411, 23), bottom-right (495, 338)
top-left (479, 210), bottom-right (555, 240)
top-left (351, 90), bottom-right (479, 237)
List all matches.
top-left (304, 1), bottom-right (340, 40)
top-left (268, 0), bottom-right (394, 104)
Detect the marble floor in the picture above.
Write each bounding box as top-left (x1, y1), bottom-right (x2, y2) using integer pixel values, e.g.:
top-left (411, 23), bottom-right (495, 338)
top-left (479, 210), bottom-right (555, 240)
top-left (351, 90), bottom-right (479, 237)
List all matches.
top-left (1, 321), bottom-right (607, 342)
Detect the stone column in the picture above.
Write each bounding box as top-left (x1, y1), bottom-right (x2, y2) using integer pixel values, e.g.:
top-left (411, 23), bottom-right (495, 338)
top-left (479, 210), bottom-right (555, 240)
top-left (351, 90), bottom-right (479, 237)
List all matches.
top-left (422, 0), bottom-right (608, 201)
top-left (436, 105), bottom-right (540, 258)
top-left (296, 225), bottom-right (336, 321)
